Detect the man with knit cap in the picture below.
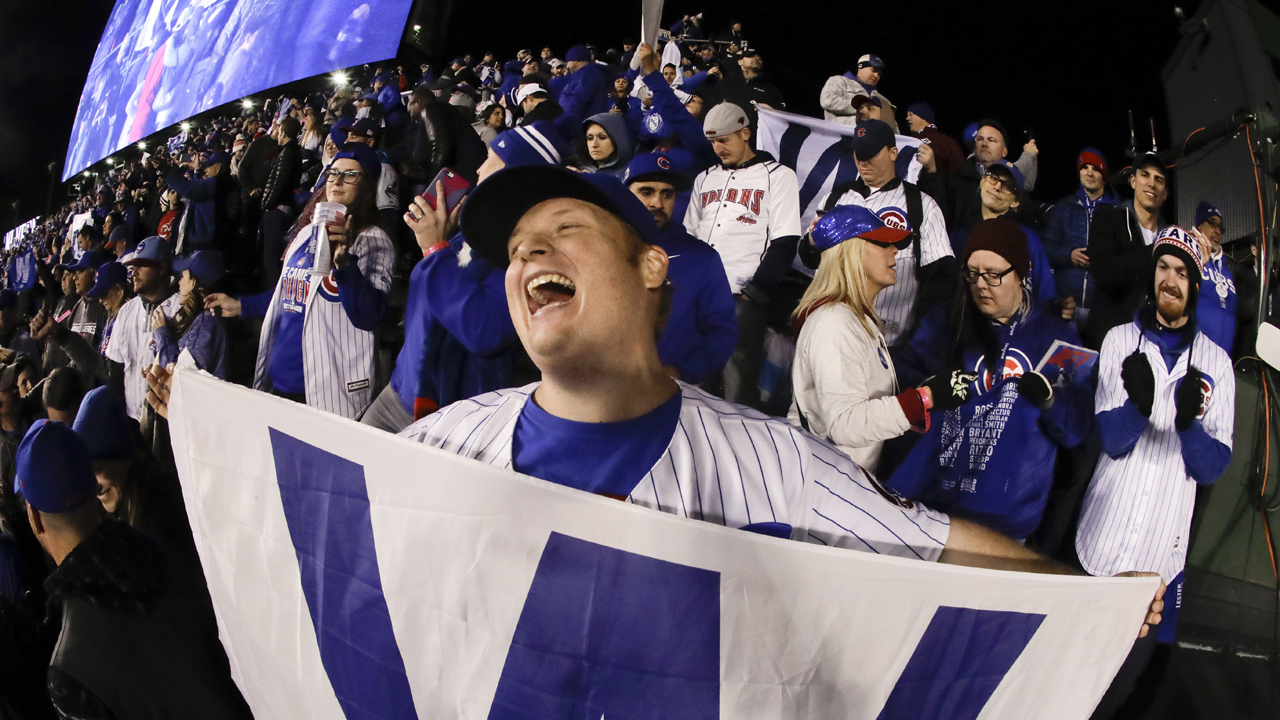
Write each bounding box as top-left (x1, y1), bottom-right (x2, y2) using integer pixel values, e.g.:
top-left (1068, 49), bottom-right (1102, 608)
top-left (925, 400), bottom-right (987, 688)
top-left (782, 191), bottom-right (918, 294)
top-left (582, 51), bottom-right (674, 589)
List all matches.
top-left (558, 45), bottom-right (612, 120)
top-left (1192, 200), bottom-right (1257, 359)
top-left (16, 420), bottom-right (252, 719)
top-left (1042, 148), bottom-right (1120, 324)
top-left (1075, 226), bottom-right (1234, 718)
top-left (889, 218), bottom-right (1094, 542)
top-left (903, 103), bottom-right (962, 174)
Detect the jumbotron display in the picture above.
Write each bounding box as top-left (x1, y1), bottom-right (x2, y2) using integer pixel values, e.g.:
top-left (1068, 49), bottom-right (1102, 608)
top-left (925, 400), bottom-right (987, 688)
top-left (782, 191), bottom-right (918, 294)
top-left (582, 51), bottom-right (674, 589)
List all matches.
top-left (63, 0), bottom-right (414, 180)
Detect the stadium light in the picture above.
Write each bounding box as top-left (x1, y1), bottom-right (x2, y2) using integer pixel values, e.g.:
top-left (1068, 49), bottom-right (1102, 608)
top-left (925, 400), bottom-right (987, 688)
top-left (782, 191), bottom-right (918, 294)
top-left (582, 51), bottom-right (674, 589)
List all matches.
top-left (137, 141), bottom-right (146, 150)
top-left (413, 24), bottom-right (421, 31)
top-left (181, 122), bottom-right (191, 132)
top-left (242, 99), bottom-right (254, 110)
top-left (332, 71), bottom-right (349, 87)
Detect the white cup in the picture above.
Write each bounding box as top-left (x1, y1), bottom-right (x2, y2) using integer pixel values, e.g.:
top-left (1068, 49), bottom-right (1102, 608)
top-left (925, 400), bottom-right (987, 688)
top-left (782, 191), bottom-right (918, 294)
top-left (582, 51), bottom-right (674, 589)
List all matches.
top-left (313, 201), bottom-right (346, 226)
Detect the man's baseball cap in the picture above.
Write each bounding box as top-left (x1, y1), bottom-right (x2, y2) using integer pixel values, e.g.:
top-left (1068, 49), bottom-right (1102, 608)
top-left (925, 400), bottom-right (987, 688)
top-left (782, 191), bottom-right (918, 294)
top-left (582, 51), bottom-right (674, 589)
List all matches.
top-left (622, 152), bottom-right (692, 191)
top-left (812, 204), bottom-right (911, 252)
top-left (346, 118), bottom-right (379, 139)
top-left (850, 119), bottom-right (895, 160)
top-left (72, 387), bottom-right (139, 461)
top-left (67, 249), bottom-right (110, 273)
top-left (205, 151), bottom-right (230, 167)
top-left (85, 261), bottom-right (129, 299)
top-left (330, 117), bottom-right (355, 145)
top-left (857, 54), bottom-right (886, 70)
top-left (173, 250), bottom-right (226, 288)
top-left (358, 92), bottom-right (379, 101)
top-left (549, 58), bottom-right (566, 69)
top-left (703, 102), bottom-right (750, 139)
top-left (461, 165), bottom-right (660, 269)
top-left (1194, 200), bottom-right (1222, 228)
top-left (1134, 152), bottom-right (1168, 176)
top-left (14, 420), bottom-right (99, 514)
top-left (123, 235), bottom-right (173, 267)
top-left (851, 95), bottom-right (882, 109)
top-left (515, 83), bottom-right (548, 104)
top-left (987, 160), bottom-right (1025, 194)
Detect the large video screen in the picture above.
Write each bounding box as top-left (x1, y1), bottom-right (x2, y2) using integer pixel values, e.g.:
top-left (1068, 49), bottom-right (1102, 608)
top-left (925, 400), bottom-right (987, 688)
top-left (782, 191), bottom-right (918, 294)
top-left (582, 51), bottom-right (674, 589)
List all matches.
top-left (64, 0), bottom-right (414, 180)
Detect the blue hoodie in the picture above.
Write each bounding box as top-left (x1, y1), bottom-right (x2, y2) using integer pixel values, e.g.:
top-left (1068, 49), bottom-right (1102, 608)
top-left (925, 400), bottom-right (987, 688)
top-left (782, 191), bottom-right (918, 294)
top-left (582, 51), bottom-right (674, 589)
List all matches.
top-left (1042, 184), bottom-right (1121, 304)
top-left (654, 223), bottom-right (737, 383)
top-left (888, 300), bottom-right (1094, 540)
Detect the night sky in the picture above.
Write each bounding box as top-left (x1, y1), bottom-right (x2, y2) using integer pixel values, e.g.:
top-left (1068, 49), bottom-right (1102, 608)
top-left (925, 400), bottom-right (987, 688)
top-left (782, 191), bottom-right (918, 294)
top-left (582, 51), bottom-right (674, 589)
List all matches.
top-left (1, 0), bottom-right (1187, 234)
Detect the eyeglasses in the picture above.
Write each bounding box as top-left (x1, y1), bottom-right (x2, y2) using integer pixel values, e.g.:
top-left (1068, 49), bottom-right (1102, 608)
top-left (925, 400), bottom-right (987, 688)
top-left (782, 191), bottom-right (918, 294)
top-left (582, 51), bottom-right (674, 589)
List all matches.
top-left (982, 172), bottom-right (1017, 196)
top-left (323, 169), bottom-right (364, 185)
top-left (961, 266), bottom-right (1016, 286)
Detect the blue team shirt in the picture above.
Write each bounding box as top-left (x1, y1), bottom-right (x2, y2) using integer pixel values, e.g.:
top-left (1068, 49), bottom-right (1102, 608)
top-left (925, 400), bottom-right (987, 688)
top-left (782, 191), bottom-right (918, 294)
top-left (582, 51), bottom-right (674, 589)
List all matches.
top-left (1196, 253), bottom-right (1239, 356)
top-left (511, 390), bottom-right (683, 497)
top-left (269, 241), bottom-right (313, 394)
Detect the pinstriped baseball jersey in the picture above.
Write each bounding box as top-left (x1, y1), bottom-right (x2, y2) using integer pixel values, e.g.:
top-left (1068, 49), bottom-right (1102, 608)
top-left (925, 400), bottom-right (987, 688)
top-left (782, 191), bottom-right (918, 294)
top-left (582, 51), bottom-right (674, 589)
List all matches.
top-left (253, 222), bottom-right (395, 419)
top-left (683, 159), bottom-right (803, 294)
top-left (400, 382), bottom-right (951, 560)
top-left (1075, 322), bottom-right (1234, 583)
top-left (106, 293), bottom-right (182, 419)
top-left (834, 183), bottom-right (951, 346)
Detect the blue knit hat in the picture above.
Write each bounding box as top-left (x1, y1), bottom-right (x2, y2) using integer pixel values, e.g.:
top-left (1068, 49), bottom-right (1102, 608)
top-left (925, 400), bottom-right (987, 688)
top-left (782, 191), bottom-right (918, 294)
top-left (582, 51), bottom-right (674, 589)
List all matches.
top-left (565, 45), bottom-right (592, 62)
top-left (489, 121), bottom-right (569, 168)
top-left (906, 102), bottom-right (935, 125)
top-left (1194, 200), bottom-right (1222, 228)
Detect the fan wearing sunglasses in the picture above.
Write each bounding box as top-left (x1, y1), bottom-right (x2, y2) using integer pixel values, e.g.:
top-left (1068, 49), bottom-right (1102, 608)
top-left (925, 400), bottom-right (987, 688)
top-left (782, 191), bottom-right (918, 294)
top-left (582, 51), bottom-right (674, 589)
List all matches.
top-left (886, 218), bottom-right (1094, 542)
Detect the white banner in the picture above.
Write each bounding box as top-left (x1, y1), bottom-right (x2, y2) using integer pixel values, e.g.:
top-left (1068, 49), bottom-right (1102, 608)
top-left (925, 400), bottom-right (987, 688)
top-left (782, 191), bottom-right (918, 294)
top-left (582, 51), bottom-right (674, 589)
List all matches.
top-left (757, 107), bottom-right (924, 229)
top-left (169, 369), bottom-right (1157, 719)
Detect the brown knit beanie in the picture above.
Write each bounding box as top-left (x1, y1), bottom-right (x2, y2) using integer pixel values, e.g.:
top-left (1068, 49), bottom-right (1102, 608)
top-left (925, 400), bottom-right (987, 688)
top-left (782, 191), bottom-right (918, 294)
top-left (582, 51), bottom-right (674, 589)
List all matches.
top-left (962, 218), bottom-right (1029, 279)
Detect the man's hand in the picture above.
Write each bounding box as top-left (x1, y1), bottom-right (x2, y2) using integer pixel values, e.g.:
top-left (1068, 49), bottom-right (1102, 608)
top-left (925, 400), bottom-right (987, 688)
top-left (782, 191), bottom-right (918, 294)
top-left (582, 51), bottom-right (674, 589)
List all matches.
top-left (1114, 572), bottom-right (1165, 639)
top-left (1060, 296), bottom-right (1077, 321)
top-left (1121, 350), bottom-right (1156, 417)
top-left (1070, 247), bottom-right (1089, 268)
top-left (404, 182), bottom-right (465, 254)
top-left (708, 66), bottom-right (723, 78)
top-left (1174, 367), bottom-right (1205, 432)
top-left (1189, 227), bottom-right (1213, 262)
top-left (1023, 139), bottom-right (1039, 157)
top-left (29, 310), bottom-right (60, 341)
top-left (637, 42), bottom-right (659, 75)
top-left (917, 141), bottom-right (937, 174)
top-left (328, 215), bottom-right (353, 268)
top-left (145, 363), bottom-right (174, 420)
top-left (204, 293), bottom-right (242, 318)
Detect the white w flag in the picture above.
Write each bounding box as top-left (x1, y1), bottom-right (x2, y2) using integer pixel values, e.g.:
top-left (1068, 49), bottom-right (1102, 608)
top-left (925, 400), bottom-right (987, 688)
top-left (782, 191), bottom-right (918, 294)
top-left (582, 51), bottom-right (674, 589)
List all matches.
top-left (169, 369), bottom-right (1157, 720)
top-left (757, 107), bottom-right (924, 228)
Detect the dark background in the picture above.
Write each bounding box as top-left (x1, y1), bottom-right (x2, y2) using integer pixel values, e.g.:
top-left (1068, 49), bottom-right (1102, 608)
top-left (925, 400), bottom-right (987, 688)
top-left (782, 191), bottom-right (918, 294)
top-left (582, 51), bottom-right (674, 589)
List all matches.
top-left (0, 0), bottom-right (1200, 234)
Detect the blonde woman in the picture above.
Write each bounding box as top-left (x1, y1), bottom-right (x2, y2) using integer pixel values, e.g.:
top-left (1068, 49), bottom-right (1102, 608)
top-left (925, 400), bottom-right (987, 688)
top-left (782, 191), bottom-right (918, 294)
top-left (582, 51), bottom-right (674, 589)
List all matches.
top-left (788, 204), bottom-right (932, 473)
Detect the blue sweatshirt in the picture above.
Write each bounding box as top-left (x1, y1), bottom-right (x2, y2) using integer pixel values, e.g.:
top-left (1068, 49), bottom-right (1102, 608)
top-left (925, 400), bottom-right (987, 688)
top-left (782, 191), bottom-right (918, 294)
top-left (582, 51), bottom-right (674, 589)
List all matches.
top-left (888, 302), bottom-right (1094, 540)
top-left (655, 224), bottom-right (737, 384)
top-left (390, 233), bottom-right (517, 417)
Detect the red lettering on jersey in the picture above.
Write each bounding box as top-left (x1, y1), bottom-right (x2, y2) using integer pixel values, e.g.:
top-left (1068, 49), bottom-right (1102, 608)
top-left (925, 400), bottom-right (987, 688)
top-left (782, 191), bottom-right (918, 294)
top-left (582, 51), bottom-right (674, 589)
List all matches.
top-left (752, 190), bottom-right (764, 215)
top-left (725, 188), bottom-right (738, 204)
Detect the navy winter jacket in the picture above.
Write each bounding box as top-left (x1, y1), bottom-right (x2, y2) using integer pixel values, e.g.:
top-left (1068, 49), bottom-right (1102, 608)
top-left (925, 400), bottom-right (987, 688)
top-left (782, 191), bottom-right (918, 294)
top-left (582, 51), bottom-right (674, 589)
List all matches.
top-left (1042, 185), bottom-right (1120, 304)
top-left (655, 224), bottom-right (737, 383)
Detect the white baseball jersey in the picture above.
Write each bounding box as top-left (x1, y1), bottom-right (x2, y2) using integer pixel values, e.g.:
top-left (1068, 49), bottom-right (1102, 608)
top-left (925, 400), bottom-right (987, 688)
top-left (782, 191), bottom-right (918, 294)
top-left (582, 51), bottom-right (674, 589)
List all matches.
top-left (834, 182), bottom-right (951, 346)
top-left (253, 222), bottom-right (395, 419)
top-left (1075, 322), bottom-right (1235, 583)
top-left (106, 293), bottom-right (181, 420)
top-left (400, 382), bottom-right (951, 560)
top-left (376, 163), bottom-right (399, 211)
top-left (684, 158), bottom-right (802, 294)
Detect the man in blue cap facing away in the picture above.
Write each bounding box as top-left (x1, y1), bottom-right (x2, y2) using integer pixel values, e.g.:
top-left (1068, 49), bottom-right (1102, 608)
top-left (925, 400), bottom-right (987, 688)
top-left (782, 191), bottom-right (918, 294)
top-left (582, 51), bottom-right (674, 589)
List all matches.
top-left (160, 149), bottom-right (235, 255)
top-left (1191, 200), bottom-right (1257, 359)
top-left (15, 419), bottom-right (252, 719)
top-left (623, 152), bottom-right (737, 385)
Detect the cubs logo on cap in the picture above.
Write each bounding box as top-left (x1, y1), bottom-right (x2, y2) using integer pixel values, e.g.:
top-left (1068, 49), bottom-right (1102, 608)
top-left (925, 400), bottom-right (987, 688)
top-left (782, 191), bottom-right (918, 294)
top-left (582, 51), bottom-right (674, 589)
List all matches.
top-left (855, 127), bottom-right (867, 137)
top-left (877, 207), bottom-right (910, 231)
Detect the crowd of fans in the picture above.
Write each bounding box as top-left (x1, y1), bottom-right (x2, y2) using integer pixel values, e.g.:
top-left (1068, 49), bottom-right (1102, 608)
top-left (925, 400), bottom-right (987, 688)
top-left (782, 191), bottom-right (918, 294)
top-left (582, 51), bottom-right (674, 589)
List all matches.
top-left (0, 12), bottom-right (1271, 719)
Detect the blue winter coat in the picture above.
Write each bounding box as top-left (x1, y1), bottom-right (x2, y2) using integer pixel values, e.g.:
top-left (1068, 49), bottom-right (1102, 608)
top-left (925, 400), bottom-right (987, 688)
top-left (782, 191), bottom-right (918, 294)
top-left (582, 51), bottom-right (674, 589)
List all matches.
top-left (154, 310), bottom-right (228, 379)
top-left (888, 301), bottom-right (1094, 540)
top-left (1042, 185), bottom-right (1120, 304)
top-left (559, 63), bottom-right (614, 120)
top-left (655, 224), bottom-right (737, 383)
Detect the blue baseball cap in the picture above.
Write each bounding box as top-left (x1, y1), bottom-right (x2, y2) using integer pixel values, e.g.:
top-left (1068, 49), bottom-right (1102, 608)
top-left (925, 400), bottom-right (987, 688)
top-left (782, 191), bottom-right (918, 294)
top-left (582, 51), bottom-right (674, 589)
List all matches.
top-left (205, 151), bottom-right (230, 168)
top-left (14, 420), bottom-right (98, 513)
top-left (1194, 200), bottom-right (1222, 228)
top-left (123, 235), bottom-right (173, 267)
top-left (346, 118), bottom-right (379, 139)
top-left (330, 117), bottom-right (354, 146)
top-left (332, 143), bottom-right (382, 182)
top-left (358, 92), bottom-right (379, 101)
top-left (72, 387), bottom-right (139, 461)
top-left (173, 250), bottom-right (226, 287)
top-left (812, 204), bottom-right (911, 252)
top-left (85, 261), bottom-right (129, 299)
top-left (462, 165), bottom-right (660, 269)
top-left (857, 54), bottom-right (886, 70)
top-left (67, 249), bottom-right (111, 273)
top-left (850, 119), bottom-right (896, 160)
top-left (987, 160), bottom-right (1025, 194)
top-left (622, 152), bottom-right (692, 191)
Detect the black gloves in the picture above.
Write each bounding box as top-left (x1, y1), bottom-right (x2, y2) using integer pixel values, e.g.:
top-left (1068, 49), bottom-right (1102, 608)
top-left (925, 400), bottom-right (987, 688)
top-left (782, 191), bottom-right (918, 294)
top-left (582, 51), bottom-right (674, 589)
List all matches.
top-left (1017, 371), bottom-right (1054, 410)
top-left (921, 369), bottom-right (979, 412)
top-left (1121, 350), bottom-right (1155, 417)
top-left (1175, 367), bottom-right (1204, 432)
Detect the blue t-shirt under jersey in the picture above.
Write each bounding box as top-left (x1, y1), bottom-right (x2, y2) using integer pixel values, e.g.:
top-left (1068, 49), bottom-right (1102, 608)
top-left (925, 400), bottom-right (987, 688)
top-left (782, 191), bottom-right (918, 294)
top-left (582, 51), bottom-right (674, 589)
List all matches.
top-left (269, 241), bottom-right (314, 394)
top-left (511, 389), bottom-right (683, 497)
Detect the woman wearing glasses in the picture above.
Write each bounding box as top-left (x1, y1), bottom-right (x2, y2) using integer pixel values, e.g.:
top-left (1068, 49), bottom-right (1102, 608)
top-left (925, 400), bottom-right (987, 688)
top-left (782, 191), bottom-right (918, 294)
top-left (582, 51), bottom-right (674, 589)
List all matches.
top-left (788, 205), bottom-right (952, 475)
top-left (205, 145), bottom-right (395, 419)
top-left (886, 218), bottom-right (1093, 542)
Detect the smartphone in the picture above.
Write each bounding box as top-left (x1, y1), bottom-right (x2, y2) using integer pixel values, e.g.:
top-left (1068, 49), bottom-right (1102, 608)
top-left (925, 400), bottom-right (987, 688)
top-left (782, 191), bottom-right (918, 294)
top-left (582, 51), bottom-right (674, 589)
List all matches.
top-left (422, 167), bottom-right (471, 213)
top-left (1024, 129), bottom-right (1035, 143)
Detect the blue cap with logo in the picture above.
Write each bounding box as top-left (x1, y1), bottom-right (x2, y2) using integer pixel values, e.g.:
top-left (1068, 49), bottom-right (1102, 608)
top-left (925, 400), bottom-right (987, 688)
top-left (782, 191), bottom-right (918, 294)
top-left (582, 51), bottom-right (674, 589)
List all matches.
top-left (856, 54), bottom-right (886, 70)
top-left (14, 420), bottom-right (99, 514)
top-left (330, 117), bottom-right (355, 146)
top-left (812, 204), bottom-right (911, 252)
top-left (124, 235), bottom-right (173, 267)
top-left (622, 152), bottom-right (692, 191)
top-left (67, 249), bottom-right (111, 273)
top-left (173, 250), bottom-right (226, 287)
top-left (849, 119), bottom-right (896, 160)
top-left (85, 261), bottom-right (129, 299)
top-left (73, 387), bottom-right (139, 461)
top-left (462, 165), bottom-right (660, 269)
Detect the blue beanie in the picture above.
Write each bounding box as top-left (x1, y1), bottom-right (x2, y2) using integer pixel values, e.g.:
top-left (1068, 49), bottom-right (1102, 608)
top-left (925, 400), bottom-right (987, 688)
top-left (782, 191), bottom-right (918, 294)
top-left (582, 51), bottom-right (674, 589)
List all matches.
top-left (1194, 200), bottom-right (1222, 228)
top-left (489, 121), bottom-right (570, 167)
top-left (565, 45), bottom-right (592, 63)
top-left (906, 102), bottom-right (936, 126)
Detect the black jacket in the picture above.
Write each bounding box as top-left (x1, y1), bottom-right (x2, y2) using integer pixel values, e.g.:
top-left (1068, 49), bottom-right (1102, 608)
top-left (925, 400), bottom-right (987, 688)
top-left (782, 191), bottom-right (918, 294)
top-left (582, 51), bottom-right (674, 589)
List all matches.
top-left (404, 103), bottom-right (486, 187)
top-left (1082, 202), bottom-right (1161, 349)
top-left (45, 520), bottom-right (252, 720)
top-left (261, 141), bottom-right (302, 211)
top-left (916, 157), bottom-right (1038, 233)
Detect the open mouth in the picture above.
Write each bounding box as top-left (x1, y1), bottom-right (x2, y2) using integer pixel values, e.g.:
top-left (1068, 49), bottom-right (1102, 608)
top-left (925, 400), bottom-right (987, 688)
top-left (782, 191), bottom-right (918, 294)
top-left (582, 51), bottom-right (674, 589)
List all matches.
top-left (526, 273), bottom-right (577, 314)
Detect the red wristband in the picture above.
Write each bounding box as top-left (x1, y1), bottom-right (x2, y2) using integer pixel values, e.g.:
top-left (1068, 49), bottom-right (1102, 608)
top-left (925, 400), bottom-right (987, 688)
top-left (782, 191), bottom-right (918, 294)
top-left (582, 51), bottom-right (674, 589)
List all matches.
top-left (422, 241), bottom-right (450, 257)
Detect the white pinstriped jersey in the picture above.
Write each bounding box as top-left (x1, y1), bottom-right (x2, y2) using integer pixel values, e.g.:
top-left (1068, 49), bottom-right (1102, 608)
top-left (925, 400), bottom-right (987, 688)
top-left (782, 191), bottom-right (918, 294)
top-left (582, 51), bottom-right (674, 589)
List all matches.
top-left (253, 222), bottom-right (395, 419)
top-left (1075, 322), bottom-right (1235, 583)
top-left (834, 183), bottom-right (951, 346)
top-left (399, 382), bottom-right (951, 560)
top-left (106, 293), bottom-right (181, 419)
top-left (684, 159), bottom-right (803, 294)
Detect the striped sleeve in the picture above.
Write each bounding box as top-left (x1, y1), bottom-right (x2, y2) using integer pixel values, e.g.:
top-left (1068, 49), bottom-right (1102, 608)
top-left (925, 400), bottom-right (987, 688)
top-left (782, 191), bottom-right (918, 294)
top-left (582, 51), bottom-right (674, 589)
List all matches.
top-left (1094, 326), bottom-right (1130, 414)
top-left (918, 194), bottom-right (952, 264)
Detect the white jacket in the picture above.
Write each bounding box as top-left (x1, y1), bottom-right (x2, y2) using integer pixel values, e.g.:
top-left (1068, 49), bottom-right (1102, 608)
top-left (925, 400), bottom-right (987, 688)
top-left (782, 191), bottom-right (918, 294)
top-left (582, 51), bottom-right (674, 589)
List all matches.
top-left (788, 303), bottom-right (910, 473)
top-left (819, 74), bottom-right (898, 134)
top-left (253, 222), bottom-right (395, 419)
